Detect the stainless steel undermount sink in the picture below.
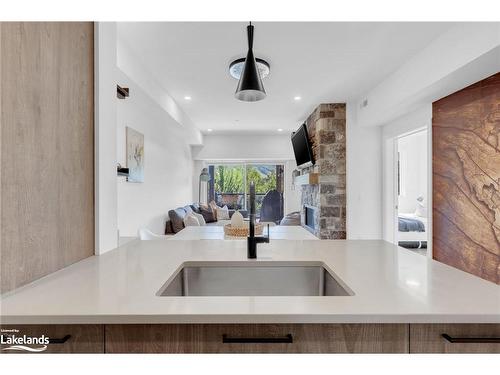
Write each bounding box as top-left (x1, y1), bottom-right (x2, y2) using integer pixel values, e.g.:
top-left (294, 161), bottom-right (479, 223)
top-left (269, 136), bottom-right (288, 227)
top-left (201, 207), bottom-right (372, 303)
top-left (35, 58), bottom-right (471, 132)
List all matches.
top-left (157, 261), bottom-right (354, 297)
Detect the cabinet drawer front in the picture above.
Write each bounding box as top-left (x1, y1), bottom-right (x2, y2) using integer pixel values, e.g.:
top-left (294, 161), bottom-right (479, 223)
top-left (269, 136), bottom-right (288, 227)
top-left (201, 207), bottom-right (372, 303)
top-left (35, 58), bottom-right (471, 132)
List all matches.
top-left (105, 324), bottom-right (408, 353)
top-left (410, 324), bottom-right (500, 353)
top-left (0, 325), bottom-right (104, 354)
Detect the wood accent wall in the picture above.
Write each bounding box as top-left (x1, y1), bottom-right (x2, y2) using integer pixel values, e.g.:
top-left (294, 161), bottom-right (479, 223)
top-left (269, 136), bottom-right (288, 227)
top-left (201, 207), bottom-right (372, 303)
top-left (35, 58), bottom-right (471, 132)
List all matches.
top-left (1, 22), bottom-right (95, 293)
top-left (432, 72), bottom-right (500, 284)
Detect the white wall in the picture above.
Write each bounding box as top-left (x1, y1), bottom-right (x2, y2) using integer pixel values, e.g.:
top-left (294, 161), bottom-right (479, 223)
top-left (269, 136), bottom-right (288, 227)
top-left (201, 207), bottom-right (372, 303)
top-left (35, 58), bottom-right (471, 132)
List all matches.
top-left (192, 134), bottom-right (295, 161)
top-left (397, 131), bottom-right (427, 214)
top-left (117, 38), bottom-right (202, 146)
top-left (94, 22), bottom-right (203, 246)
top-left (357, 23), bottom-right (500, 128)
top-left (346, 102), bottom-right (383, 239)
top-left (116, 69), bottom-right (195, 236)
top-left (351, 24), bottom-right (499, 244)
top-left (94, 22), bottom-right (118, 255)
top-left (192, 134), bottom-right (301, 215)
top-left (382, 105), bottom-right (431, 139)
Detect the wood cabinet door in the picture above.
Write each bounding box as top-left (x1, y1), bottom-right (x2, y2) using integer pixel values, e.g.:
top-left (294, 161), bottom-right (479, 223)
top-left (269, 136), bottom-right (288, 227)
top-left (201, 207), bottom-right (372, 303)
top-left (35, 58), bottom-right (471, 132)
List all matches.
top-left (0, 325), bottom-right (104, 354)
top-left (105, 324), bottom-right (408, 353)
top-left (1, 22), bottom-right (95, 293)
top-left (410, 324), bottom-right (500, 353)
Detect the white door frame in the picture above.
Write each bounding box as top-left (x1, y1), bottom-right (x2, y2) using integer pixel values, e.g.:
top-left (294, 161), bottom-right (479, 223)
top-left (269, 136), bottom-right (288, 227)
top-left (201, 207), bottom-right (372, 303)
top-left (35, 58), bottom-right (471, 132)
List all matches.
top-left (382, 137), bottom-right (399, 245)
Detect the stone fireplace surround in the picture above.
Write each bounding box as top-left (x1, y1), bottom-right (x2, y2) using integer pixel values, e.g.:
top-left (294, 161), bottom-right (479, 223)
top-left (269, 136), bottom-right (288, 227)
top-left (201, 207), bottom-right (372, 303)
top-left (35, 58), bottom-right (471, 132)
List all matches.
top-left (299, 103), bottom-right (346, 239)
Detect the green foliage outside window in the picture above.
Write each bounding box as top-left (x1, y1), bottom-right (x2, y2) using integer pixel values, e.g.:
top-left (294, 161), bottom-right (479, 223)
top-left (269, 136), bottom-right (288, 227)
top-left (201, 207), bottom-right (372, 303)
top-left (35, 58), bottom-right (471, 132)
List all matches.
top-left (214, 165), bottom-right (244, 193)
top-left (214, 165), bottom-right (277, 194)
top-left (245, 165), bottom-right (277, 194)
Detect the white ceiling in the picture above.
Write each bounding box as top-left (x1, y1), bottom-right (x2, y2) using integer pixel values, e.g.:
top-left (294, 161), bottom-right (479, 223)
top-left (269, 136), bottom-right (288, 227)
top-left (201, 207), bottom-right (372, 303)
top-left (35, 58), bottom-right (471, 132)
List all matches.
top-left (117, 22), bottom-right (452, 133)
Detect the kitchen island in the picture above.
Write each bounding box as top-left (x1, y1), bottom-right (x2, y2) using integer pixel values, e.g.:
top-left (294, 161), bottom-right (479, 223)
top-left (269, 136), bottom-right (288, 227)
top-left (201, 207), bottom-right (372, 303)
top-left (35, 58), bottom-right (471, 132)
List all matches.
top-left (1, 239), bottom-right (499, 353)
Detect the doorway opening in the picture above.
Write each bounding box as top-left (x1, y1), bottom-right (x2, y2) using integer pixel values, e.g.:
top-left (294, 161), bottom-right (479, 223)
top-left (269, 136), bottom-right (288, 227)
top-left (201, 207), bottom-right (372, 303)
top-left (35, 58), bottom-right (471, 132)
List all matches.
top-left (395, 129), bottom-right (429, 256)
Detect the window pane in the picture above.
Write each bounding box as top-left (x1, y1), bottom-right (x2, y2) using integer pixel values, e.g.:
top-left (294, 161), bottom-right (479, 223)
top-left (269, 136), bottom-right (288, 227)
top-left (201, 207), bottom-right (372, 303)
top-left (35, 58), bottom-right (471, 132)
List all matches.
top-left (246, 164), bottom-right (284, 222)
top-left (212, 165), bottom-right (245, 210)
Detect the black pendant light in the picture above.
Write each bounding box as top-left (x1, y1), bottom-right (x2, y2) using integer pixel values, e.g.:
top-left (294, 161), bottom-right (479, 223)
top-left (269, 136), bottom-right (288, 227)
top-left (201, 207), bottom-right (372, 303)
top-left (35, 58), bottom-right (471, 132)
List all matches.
top-left (234, 22), bottom-right (266, 102)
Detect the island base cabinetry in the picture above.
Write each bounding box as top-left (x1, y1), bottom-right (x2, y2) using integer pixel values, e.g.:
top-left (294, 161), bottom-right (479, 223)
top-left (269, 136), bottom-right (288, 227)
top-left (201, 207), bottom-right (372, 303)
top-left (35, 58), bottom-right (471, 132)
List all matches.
top-left (2, 324), bottom-right (499, 353)
top-left (104, 324), bottom-right (409, 353)
top-left (410, 324), bottom-right (500, 353)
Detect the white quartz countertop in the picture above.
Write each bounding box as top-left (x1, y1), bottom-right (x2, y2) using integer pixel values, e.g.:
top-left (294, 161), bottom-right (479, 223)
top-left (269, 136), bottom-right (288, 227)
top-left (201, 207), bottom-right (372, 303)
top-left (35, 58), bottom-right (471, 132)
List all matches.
top-left (1, 239), bottom-right (499, 324)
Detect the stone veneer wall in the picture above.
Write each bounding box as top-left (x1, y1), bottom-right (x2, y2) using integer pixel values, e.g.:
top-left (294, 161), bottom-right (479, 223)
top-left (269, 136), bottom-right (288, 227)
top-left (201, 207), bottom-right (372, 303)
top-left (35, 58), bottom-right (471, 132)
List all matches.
top-left (300, 103), bottom-right (346, 239)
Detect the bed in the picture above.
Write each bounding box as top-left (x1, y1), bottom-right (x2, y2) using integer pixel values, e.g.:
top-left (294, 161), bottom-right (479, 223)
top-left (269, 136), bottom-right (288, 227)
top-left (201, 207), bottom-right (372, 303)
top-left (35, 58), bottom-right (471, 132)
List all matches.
top-left (398, 213), bottom-right (427, 249)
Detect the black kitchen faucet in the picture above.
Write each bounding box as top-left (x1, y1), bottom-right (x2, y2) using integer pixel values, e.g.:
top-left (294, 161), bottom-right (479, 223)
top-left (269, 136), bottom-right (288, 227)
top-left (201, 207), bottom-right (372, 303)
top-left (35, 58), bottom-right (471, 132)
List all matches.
top-left (247, 182), bottom-right (270, 259)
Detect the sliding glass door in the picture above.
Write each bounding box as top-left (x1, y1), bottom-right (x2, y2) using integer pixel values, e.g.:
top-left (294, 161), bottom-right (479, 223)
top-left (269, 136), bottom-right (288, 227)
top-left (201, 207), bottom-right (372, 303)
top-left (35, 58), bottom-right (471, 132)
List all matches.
top-left (207, 163), bottom-right (284, 221)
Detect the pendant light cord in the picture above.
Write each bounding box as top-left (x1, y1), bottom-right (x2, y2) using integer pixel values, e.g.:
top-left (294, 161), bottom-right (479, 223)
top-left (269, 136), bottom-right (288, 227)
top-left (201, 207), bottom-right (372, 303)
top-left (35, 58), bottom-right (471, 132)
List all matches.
top-left (247, 22), bottom-right (254, 50)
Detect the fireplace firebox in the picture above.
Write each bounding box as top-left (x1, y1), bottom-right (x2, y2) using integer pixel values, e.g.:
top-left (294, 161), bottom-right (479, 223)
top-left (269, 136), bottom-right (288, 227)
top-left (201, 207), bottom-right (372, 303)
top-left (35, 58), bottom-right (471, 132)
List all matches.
top-left (304, 205), bottom-right (317, 231)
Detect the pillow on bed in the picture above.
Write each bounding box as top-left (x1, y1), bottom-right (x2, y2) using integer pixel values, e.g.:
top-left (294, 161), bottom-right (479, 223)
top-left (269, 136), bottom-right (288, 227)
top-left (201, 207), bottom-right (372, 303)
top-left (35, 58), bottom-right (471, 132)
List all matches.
top-left (415, 202), bottom-right (427, 217)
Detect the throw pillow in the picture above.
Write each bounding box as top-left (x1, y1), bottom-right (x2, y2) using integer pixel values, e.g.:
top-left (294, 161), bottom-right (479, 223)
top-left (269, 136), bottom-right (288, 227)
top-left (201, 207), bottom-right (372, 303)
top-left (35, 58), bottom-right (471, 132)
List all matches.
top-left (199, 205), bottom-right (216, 223)
top-left (192, 212), bottom-right (206, 226)
top-left (208, 200), bottom-right (219, 220)
top-left (168, 208), bottom-right (187, 233)
top-left (190, 203), bottom-right (201, 213)
top-left (183, 212), bottom-right (200, 227)
top-left (216, 205), bottom-right (230, 220)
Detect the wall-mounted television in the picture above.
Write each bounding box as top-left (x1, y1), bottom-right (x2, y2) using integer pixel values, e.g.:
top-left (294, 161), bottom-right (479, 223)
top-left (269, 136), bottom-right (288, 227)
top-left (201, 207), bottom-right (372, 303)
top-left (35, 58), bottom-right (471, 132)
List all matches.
top-left (291, 123), bottom-right (315, 169)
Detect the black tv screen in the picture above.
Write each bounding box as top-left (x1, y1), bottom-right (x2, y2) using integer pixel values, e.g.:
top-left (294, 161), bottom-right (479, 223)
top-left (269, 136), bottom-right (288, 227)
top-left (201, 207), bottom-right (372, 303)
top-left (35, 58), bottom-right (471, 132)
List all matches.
top-left (291, 123), bottom-right (314, 168)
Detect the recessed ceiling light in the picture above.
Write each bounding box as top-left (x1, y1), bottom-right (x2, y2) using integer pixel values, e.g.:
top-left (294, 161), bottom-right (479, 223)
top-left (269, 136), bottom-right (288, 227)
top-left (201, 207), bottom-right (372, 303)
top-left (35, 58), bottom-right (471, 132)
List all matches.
top-left (184, 95), bottom-right (192, 100)
top-left (277, 128), bottom-right (283, 132)
top-left (207, 129), bottom-right (213, 132)
top-left (293, 96), bottom-right (302, 101)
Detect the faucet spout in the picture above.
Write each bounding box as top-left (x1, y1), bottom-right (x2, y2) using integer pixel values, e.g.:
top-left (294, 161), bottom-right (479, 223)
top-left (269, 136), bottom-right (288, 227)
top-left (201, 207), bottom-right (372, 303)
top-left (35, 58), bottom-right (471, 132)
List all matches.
top-left (247, 182), bottom-right (270, 259)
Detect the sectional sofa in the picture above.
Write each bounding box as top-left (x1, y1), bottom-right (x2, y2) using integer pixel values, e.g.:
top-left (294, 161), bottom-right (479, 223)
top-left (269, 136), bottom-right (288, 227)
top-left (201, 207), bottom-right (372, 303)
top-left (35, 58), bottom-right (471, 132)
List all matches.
top-left (165, 203), bottom-right (248, 234)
